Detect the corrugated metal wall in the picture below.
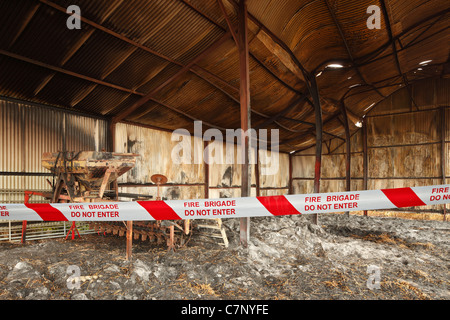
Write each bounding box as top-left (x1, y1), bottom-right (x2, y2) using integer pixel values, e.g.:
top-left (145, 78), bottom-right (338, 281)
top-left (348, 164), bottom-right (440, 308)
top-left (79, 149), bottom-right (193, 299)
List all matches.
top-left (115, 123), bottom-right (289, 200)
top-left (0, 97), bottom-right (108, 203)
top-left (292, 77), bottom-right (450, 215)
top-left (0, 97), bottom-right (109, 241)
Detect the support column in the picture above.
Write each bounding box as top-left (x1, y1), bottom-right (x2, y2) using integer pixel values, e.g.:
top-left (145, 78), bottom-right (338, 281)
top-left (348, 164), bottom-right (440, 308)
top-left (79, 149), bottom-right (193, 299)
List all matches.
top-left (204, 140), bottom-right (210, 199)
top-left (126, 220), bottom-right (133, 260)
top-left (362, 118), bottom-right (369, 216)
top-left (238, 0), bottom-right (251, 247)
top-left (255, 144), bottom-right (260, 197)
top-left (340, 102), bottom-right (351, 216)
top-left (441, 107), bottom-right (447, 221)
top-left (288, 153), bottom-right (293, 195)
top-left (308, 76), bottom-right (323, 224)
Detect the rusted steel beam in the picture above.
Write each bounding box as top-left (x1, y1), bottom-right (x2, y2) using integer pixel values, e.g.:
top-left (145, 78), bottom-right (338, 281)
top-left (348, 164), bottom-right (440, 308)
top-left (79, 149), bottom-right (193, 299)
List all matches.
top-left (183, 0), bottom-right (306, 96)
top-left (35, 0), bottom-right (124, 97)
top-left (254, 93), bottom-right (309, 130)
top-left (8, 3), bottom-right (41, 49)
top-left (238, 0), bottom-right (251, 248)
top-left (441, 107), bottom-right (447, 220)
top-left (217, 0), bottom-right (239, 46)
top-left (126, 221), bottom-right (133, 260)
top-left (288, 153), bottom-right (293, 194)
top-left (204, 140), bottom-right (210, 199)
top-left (355, 8), bottom-right (450, 66)
top-left (108, 120), bottom-right (116, 153)
top-left (339, 103), bottom-right (351, 193)
top-left (282, 110), bottom-right (340, 152)
top-left (339, 102), bottom-right (351, 216)
top-left (324, 0), bottom-right (385, 99)
top-left (0, 49), bottom-right (142, 95)
top-left (255, 145), bottom-right (260, 197)
top-left (310, 76), bottom-right (323, 224)
top-left (230, 0), bottom-right (309, 78)
top-left (379, 0), bottom-right (417, 110)
top-left (362, 118), bottom-right (368, 216)
top-left (118, 183), bottom-right (206, 188)
top-left (112, 32), bottom-right (231, 123)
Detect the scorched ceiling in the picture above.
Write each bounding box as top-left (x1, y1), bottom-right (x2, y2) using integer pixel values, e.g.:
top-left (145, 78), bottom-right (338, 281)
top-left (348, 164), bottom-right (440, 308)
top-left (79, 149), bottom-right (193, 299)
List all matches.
top-left (0, 0), bottom-right (449, 153)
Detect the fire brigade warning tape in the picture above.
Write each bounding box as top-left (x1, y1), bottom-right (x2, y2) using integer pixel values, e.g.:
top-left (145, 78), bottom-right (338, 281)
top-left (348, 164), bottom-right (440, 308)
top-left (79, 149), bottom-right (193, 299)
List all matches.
top-left (0, 185), bottom-right (449, 222)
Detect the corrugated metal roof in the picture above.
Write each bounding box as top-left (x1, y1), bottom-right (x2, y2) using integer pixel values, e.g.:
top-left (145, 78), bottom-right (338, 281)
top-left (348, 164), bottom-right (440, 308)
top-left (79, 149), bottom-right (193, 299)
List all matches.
top-left (0, 0), bottom-right (448, 152)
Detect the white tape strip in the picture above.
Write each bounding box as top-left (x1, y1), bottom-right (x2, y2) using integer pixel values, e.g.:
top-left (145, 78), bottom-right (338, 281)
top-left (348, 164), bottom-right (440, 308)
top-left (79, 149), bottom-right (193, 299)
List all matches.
top-left (0, 184), bottom-right (448, 221)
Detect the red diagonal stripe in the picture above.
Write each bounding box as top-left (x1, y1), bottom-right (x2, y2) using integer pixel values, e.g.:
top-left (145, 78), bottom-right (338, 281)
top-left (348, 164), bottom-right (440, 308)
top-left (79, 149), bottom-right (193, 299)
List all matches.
top-left (137, 201), bottom-right (181, 220)
top-left (25, 203), bottom-right (68, 221)
top-left (257, 195), bottom-right (301, 216)
top-left (381, 187), bottom-right (426, 208)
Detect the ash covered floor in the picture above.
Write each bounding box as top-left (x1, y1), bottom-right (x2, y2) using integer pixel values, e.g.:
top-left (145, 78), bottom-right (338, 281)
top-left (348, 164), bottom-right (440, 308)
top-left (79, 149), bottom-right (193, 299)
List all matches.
top-left (0, 214), bottom-right (448, 300)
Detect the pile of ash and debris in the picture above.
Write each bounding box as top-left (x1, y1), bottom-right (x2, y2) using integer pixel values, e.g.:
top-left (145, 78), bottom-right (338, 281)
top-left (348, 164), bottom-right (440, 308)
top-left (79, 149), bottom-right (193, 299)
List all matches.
top-left (0, 213), bottom-right (448, 300)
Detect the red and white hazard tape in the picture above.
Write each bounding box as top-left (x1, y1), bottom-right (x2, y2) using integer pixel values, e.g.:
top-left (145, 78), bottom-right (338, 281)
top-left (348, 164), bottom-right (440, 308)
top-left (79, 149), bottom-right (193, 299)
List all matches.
top-left (0, 185), bottom-right (449, 222)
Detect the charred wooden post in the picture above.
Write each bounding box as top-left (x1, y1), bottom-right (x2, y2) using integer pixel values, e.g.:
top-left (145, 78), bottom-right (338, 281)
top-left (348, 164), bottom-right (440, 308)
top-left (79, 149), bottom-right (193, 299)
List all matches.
top-left (238, 0), bottom-right (251, 247)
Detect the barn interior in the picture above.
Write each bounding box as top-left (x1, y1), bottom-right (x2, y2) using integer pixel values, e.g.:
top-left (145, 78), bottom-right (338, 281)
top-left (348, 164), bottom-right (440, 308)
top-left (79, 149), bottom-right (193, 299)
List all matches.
top-left (0, 0), bottom-right (449, 260)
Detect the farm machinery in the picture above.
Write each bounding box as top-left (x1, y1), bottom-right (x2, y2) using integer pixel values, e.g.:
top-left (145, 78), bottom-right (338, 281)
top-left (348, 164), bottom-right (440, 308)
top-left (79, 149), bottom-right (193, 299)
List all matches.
top-left (22, 151), bottom-right (228, 258)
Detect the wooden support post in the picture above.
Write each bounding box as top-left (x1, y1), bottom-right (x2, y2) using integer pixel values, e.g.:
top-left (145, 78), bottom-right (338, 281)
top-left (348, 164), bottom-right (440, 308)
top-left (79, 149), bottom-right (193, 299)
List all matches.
top-left (126, 220), bottom-right (133, 260)
top-left (363, 118), bottom-right (369, 216)
top-left (441, 107), bottom-right (447, 221)
top-left (238, 0), bottom-right (251, 247)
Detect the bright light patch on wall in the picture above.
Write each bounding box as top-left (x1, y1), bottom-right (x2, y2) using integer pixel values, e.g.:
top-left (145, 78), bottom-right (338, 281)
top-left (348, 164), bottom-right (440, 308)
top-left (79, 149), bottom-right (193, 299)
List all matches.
top-left (419, 60), bottom-right (432, 65)
top-left (349, 83), bottom-right (361, 89)
top-left (326, 63), bottom-right (344, 68)
top-left (364, 102), bottom-right (376, 111)
top-left (355, 121), bottom-right (363, 128)
top-left (316, 71), bottom-right (323, 77)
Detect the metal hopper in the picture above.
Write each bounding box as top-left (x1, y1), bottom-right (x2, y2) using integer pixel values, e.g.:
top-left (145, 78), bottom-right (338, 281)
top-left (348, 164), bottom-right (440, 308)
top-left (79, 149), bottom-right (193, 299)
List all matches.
top-left (41, 151), bottom-right (139, 202)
